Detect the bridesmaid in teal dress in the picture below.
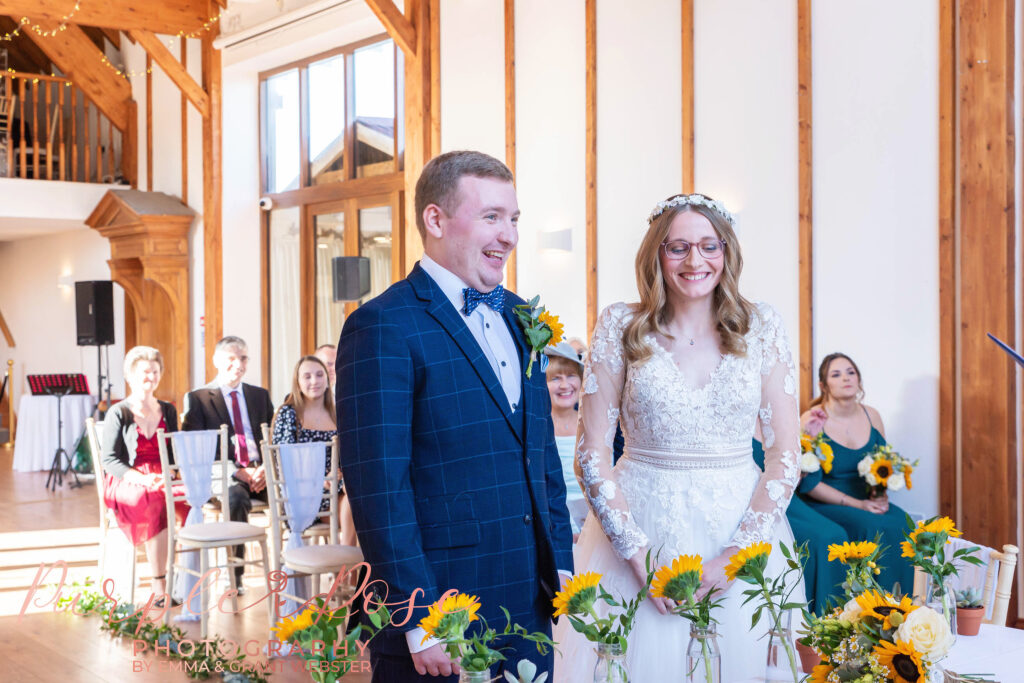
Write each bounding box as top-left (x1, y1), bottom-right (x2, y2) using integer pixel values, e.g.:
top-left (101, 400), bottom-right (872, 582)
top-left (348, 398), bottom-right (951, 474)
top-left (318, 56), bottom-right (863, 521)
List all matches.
top-left (752, 435), bottom-right (848, 614)
top-left (798, 353), bottom-right (915, 594)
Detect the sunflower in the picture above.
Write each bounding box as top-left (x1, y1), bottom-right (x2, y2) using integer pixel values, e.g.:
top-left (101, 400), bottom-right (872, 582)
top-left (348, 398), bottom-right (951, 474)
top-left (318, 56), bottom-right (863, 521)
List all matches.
top-left (418, 593), bottom-right (481, 644)
top-left (903, 463), bottom-right (913, 489)
top-left (874, 639), bottom-right (926, 683)
top-left (827, 541), bottom-right (878, 564)
top-left (651, 554), bottom-right (703, 601)
top-left (855, 591), bottom-right (918, 630)
top-left (818, 441), bottom-right (834, 473)
top-left (725, 542), bottom-right (771, 582)
top-left (271, 606), bottom-right (317, 643)
top-left (809, 662), bottom-right (835, 683)
top-left (538, 310), bottom-right (564, 346)
top-left (800, 433), bottom-right (815, 452)
top-left (900, 539), bottom-right (916, 558)
top-left (921, 516), bottom-right (962, 538)
top-left (552, 572), bottom-right (601, 618)
top-left (870, 458), bottom-right (893, 486)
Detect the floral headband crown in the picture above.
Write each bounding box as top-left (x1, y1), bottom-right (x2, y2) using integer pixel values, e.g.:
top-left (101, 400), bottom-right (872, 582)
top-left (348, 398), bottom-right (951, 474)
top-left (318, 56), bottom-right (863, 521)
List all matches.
top-left (647, 194), bottom-right (735, 226)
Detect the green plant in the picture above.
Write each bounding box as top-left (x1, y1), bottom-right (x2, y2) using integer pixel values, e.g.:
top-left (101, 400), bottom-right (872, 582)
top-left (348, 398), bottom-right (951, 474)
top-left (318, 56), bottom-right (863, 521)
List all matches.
top-left (956, 587), bottom-right (984, 609)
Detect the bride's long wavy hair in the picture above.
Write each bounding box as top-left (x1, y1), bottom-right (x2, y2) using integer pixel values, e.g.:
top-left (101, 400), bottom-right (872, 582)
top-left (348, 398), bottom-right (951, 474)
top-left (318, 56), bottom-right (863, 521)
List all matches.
top-left (622, 194), bottom-right (755, 366)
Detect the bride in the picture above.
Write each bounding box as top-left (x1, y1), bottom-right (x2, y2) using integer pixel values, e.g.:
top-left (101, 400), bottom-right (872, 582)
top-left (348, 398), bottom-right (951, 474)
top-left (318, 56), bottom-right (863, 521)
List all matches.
top-left (553, 194), bottom-right (802, 682)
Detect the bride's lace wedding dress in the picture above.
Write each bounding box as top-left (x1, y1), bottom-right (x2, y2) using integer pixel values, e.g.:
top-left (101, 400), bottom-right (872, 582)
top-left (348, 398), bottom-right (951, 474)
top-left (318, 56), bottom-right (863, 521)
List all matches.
top-left (553, 302), bottom-right (803, 682)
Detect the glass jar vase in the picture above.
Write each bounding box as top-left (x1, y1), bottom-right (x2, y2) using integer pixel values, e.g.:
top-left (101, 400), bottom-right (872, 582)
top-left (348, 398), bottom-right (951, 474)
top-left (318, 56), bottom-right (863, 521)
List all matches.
top-left (459, 670), bottom-right (492, 683)
top-left (765, 609), bottom-right (801, 683)
top-left (685, 622), bottom-right (721, 683)
top-left (925, 576), bottom-right (957, 642)
top-left (593, 641), bottom-right (629, 683)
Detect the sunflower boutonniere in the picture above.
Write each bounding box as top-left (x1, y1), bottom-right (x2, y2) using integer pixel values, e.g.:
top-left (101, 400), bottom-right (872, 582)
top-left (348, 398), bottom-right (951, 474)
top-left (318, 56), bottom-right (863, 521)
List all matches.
top-left (513, 295), bottom-right (564, 378)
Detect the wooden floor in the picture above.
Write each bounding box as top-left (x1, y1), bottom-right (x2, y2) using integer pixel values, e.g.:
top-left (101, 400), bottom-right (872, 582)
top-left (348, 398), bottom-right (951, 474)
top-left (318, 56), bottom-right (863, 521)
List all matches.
top-left (0, 443), bottom-right (372, 682)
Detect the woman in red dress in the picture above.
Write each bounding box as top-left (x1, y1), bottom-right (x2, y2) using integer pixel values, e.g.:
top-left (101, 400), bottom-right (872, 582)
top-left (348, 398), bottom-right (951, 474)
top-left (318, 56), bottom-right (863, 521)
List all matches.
top-left (100, 346), bottom-right (188, 601)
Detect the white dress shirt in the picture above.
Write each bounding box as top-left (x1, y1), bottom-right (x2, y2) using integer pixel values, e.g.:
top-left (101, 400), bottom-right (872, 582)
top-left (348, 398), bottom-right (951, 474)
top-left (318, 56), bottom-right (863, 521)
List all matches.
top-left (420, 255), bottom-right (522, 411)
top-left (218, 382), bottom-right (257, 464)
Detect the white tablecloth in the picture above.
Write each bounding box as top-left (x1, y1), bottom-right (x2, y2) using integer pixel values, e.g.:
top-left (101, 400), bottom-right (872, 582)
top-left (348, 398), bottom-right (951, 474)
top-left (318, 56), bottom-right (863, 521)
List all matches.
top-left (12, 394), bottom-right (96, 471)
top-left (736, 623), bottom-right (1024, 683)
top-left (942, 623), bottom-right (1024, 681)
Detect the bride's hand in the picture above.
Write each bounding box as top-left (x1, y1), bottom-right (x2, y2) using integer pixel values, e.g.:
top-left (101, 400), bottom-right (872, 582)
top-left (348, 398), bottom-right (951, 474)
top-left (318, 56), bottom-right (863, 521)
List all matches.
top-left (696, 550), bottom-right (733, 600)
top-left (627, 552), bottom-right (674, 615)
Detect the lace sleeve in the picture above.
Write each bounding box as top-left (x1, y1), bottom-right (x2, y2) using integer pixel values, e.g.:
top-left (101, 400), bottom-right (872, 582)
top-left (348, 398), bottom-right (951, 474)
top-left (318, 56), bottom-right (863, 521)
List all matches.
top-left (730, 304), bottom-right (800, 548)
top-left (576, 304), bottom-right (649, 560)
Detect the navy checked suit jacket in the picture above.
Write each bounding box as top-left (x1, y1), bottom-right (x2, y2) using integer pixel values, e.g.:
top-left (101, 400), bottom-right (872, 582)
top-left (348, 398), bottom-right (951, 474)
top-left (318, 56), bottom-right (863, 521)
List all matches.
top-left (336, 263), bottom-right (574, 654)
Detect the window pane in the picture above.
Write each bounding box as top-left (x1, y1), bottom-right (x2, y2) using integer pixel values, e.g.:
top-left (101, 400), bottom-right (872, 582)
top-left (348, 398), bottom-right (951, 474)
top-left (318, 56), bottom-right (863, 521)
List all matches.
top-left (264, 69), bottom-right (300, 193)
top-left (359, 205), bottom-right (392, 302)
top-left (308, 55), bottom-right (345, 185)
top-left (315, 212), bottom-right (347, 346)
top-left (354, 41), bottom-right (395, 178)
top-left (269, 207), bottom-right (301, 402)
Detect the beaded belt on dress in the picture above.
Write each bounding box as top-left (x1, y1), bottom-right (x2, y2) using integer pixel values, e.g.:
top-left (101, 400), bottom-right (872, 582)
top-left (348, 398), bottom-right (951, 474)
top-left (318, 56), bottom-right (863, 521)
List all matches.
top-left (624, 444), bottom-right (752, 470)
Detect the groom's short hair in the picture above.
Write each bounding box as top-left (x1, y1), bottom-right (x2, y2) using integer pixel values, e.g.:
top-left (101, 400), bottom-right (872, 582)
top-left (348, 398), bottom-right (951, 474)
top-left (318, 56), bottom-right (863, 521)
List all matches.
top-left (415, 150), bottom-right (514, 238)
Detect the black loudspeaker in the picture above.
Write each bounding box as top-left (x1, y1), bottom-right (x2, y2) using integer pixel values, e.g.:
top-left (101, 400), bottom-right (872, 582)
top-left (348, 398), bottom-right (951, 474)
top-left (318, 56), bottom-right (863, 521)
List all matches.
top-left (75, 281), bottom-right (115, 346)
top-left (333, 256), bottom-right (371, 301)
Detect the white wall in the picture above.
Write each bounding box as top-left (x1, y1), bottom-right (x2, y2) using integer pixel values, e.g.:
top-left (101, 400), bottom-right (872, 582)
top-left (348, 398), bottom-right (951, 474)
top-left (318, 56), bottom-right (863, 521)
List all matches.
top-left (0, 230), bottom-right (126, 408)
top-left (812, 0), bottom-right (939, 516)
top-left (514, 0), bottom-right (587, 341)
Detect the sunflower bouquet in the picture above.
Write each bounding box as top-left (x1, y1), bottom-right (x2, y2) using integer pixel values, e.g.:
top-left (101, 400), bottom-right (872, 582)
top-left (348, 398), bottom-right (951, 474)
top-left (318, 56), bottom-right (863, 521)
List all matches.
top-left (552, 557), bottom-right (653, 655)
top-left (726, 541), bottom-right (808, 683)
top-left (827, 540), bottom-right (885, 595)
top-left (800, 590), bottom-right (954, 683)
top-left (513, 296), bottom-right (564, 378)
top-left (651, 554), bottom-right (725, 683)
top-left (271, 598), bottom-right (390, 682)
top-left (417, 592), bottom-right (555, 676)
top-left (902, 516), bottom-right (982, 627)
top-left (857, 444), bottom-right (917, 498)
top-left (800, 431), bottom-right (834, 474)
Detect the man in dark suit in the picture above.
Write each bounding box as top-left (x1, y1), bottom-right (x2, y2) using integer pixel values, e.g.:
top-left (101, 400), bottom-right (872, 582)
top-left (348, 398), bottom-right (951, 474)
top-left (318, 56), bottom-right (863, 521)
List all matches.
top-left (337, 151), bottom-right (573, 681)
top-left (182, 335), bottom-right (274, 589)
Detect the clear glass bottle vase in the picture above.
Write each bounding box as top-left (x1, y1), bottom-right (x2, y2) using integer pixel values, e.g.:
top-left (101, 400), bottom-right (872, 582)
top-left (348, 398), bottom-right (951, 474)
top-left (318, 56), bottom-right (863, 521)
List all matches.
top-left (459, 669), bottom-right (492, 683)
top-left (765, 609), bottom-right (800, 683)
top-left (685, 622), bottom-right (721, 683)
top-left (925, 576), bottom-right (957, 643)
top-left (593, 641), bottom-right (629, 683)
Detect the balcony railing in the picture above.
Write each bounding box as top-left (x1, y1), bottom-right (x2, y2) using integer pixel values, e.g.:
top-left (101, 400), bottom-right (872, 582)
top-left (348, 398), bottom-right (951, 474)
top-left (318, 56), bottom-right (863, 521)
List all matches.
top-left (0, 71), bottom-right (123, 183)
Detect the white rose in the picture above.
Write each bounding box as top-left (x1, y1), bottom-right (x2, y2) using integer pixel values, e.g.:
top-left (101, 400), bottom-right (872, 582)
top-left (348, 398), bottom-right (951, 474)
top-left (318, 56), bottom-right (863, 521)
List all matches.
top-left (839, 598), bottom-right (862, 624)
top-left (857, 455), bottom-right (873, 477)
top-left (887, 473), bottom-right (906, 491)
top-left (800, 452), bottom-right (821, 473)
top-left (896, 607), bottom-right (955, 660)
top-left (865, 472), bottom-right (878, 486)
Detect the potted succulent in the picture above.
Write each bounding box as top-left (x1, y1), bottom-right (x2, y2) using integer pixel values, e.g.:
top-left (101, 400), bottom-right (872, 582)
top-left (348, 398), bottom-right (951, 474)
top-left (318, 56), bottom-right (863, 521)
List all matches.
top-left (955, 587), bottom-right (985, 636)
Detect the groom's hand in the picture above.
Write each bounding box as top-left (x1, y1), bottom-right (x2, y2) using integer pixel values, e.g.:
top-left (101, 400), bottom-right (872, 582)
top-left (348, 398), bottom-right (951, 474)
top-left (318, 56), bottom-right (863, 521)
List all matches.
top-left (412, 644), bottom-right (460, 677)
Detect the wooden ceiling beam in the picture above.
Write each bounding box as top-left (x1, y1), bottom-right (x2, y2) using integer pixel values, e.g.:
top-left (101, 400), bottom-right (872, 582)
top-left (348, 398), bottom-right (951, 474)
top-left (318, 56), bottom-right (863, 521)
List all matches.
top-left (0, 16), bottom-right (53, 73)
top-left (101, 27), bottom-right (124, 49)
top-left (29, 20), bottom-right (132, 130)
top-left (80, 25), bottom-right (107, 51)
top-left (1, 0), bottom-right (207, 34)
top-left (129, 29), bottom-right (209, 118)
top-left (364, 0), bottom-right (416, 56)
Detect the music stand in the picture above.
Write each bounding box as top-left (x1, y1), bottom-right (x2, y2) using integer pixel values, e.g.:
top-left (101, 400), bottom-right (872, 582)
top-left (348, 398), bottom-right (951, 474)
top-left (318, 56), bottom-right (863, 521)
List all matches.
top-left (43, 381), bottom-right (83, 491)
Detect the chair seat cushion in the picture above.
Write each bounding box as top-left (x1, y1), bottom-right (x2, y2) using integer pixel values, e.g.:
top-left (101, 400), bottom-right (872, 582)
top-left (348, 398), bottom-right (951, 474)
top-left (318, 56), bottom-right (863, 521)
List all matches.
top-left (283, 544), bottom-right (363, 573)
top-left (178, 521), bottom-right (265, 543)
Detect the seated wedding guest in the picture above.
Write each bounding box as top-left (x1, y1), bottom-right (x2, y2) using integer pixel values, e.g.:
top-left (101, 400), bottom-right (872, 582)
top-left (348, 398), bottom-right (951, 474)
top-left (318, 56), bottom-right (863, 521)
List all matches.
top-left (271, 355), bottom-right (356, 546)
top-left (753, 425), bottom-right (848, 614)
top-left (313, 343), bottom-right (337, 389)
top-left (100, 346), bottom-right (188, 603)
top-left (545, 342), bottom-right (586, 539)
top-left (798, 352), bottom-right (914, 593)
top-left (182, 335), bottom-right (274, 591)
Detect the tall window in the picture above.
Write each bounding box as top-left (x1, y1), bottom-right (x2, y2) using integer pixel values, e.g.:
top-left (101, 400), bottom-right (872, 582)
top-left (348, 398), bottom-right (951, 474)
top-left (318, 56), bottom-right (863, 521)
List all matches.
top-left (260, 36), bottom-right (403, 401)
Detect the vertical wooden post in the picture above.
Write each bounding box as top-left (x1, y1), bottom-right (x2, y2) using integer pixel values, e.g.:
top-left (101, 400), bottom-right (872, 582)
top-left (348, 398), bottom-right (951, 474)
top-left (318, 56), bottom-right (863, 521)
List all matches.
top-left (585, 0), bottom-right (597, 337)
top-left (181, 37), bottom-right (188, 204)
top-left (402, 0), bottom-right (432, 274)
top-left (504, 0), bottom-right (517, 292)
top-left (681, 0), bottom-right (694, 194)
top-left (797, 0), bottom-right (813, 410)
top-left (71, 87), bottom-right (78, 182)
top-left (58, 83), bottom-right (65, 180)
top-left (202, 3), bottom-right (223, 382)
top-left (938, 0), bottom-right (956, 521)
top-left (955, 0), bottom-right (1017, 555)
top-left (146, 55), bottom-right (153, 191)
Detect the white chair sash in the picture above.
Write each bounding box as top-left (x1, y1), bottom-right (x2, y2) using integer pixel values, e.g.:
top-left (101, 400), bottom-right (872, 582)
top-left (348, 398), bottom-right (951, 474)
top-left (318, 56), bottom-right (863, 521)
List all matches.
top-left (169, 429), bottom-right (219, 619)
top-left (278, 441), bottom-right (329, 616)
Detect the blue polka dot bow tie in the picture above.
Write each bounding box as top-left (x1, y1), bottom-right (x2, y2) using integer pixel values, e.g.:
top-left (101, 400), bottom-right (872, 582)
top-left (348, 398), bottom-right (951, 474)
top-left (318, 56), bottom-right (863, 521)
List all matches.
top-left (462, 285), bottom-right (505, 315)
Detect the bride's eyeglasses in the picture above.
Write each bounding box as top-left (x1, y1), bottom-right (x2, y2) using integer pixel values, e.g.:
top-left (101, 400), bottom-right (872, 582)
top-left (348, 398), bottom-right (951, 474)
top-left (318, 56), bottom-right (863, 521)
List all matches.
top-left (661, 239), bottom-right (726, 260)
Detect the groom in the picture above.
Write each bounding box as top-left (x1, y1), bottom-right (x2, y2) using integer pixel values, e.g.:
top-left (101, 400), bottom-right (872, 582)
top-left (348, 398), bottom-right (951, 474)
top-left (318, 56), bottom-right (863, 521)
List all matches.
top-left (336, 150), bottom-right (574, 680)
